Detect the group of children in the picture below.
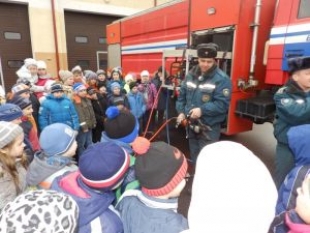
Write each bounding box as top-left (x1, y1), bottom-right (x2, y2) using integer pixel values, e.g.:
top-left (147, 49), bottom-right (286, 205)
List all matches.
top-left (1, 55), bottom-right (310, 233)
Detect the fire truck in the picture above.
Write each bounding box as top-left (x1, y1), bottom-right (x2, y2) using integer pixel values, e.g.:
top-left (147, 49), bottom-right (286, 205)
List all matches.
top-left (106, 0), bottom-right (310, 135)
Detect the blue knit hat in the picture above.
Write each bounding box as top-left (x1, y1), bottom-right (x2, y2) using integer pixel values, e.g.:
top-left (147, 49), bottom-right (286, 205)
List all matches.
top-left (104, 106), bottom-right (139, 143)
top-left (72, 82), bottom-right (86, 92)
top-left (79, 142), bottom-right (130, 191)
top-left (0, 104), bottom-right (23, 121)
top-left (110, 82), bottom-right (121, 91)
top-left (39, 123), bottom-right (76, 156)
top-left (8, 95), bottom-right (32, 110)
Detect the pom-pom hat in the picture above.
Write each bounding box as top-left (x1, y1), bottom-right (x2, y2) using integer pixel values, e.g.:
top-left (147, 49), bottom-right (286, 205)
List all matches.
top-left (79, 142), bottom-right (130, 190)
top-left (132, 137), bottom-right (188, 196)
top-left (104, 106), bottom-right (139, 143)
top-left (73, 82), bottom-right (86, 92)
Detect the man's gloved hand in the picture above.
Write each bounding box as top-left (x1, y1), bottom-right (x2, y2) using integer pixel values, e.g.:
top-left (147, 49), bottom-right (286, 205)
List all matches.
top-left (189, 108), bottom-right (202, 119)
top-left (177, 113), bottom-right (186, 125)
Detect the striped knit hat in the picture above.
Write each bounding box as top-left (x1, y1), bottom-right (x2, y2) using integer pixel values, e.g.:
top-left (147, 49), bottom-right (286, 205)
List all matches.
top-left (0, 121), bottom-right (23, 148)
top-left (79, 142), bottom-right (130, 191)
top-left (132, 137), bottom-right (188, 196)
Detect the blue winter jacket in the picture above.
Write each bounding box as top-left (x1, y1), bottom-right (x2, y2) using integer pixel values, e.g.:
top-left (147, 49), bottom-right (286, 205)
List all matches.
top-left (51, 171), bottom-right (124, 233)
top-left (271, 124), bottom-right (310, 233)
top-left (176, 65), bottom-right (231, 127)
top-left (116, 190), bottom-right (188, 233)
top-left (39, 94), bottom-right (80, 130)
top-left (127, 92), bottom-right (146, 119)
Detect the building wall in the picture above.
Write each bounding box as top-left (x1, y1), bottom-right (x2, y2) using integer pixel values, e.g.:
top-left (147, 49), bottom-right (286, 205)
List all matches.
top-left (1, 0), bottom-right (172, 77)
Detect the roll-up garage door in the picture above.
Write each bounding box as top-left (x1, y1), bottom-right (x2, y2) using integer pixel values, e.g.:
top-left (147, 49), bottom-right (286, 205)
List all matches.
top-left (0, 2), bottom-right (32, 91)
top-left (64, 11), bottom-right (119, 72)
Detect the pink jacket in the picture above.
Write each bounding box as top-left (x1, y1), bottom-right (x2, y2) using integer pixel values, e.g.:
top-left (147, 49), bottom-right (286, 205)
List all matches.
top-left (286, 213), bottom-right (310, 233)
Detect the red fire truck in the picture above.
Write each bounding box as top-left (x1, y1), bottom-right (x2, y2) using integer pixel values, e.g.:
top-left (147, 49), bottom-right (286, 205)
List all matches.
top-left (106, 0), bottom-right (310, 135)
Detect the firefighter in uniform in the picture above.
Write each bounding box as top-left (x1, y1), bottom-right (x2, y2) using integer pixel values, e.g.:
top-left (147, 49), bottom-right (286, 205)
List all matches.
top-left (273, 56), bottom-right (310, 189)
top-left (176, 43), bottom-right (232, 163)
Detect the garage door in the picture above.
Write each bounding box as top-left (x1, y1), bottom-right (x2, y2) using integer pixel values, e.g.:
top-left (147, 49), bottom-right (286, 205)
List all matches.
top-left (64, 11), bottom-right (119, 72)
top-left (0, 2), bottom-right (32, 91)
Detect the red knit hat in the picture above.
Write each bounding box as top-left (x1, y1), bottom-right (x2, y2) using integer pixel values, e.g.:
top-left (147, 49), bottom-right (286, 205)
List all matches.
top-left (132, 137), bottom-right (188, 196)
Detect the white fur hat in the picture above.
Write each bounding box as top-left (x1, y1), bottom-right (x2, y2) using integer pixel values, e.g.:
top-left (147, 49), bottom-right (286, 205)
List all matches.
top-left (37, 60), bottom-right (47, 69)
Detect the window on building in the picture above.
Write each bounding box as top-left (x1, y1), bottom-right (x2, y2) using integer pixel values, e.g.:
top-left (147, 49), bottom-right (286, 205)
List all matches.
top-left (75, 36), bottom-right (88, 43)
top-left (7, 60), bottom-right (24, 68)
top-left (99, 37), bottom-right (107, 44)
top-left (77, 60), bottom-right (90, 69)
top-left (4, 32), bottom-right (21, 40)
top-left (298, 0), bottom-right (310, 18)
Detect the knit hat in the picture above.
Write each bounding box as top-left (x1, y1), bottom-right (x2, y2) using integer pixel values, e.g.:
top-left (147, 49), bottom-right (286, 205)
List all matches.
top-left (197, 43), bottom-right (219, 58)
top-left (37, 60), bottom-right (47, 69)
top-left (104, 106), bottom-right (139, 143)
top-left (111, 82), bottom-right (121, 90)
top-left (0, 189), bottom-right (79, 233)
top-left (140, 70), bottom-right (150, 77)
top-left (132, 137), bottom-right (188, 196)
top-left (24, 58), bottom-right (37, 68)
top-left (85, 70), bottom-right (97, 81)
top-left (39, 123), bottom-right (77, 156)
top-left (11, 83), bottom-right (30, 95)
top-left (50, 83), bottom-right (64, 93)
top-left (16, 78), bottom-right (31, 87)
top-left (96, 69), bottom-right (105, 76)
top-left (72, 82), bottom-right (86, 92)
top-left (129, 81), bottom-right (137, 90)
top-left (0, 104), bottom-right (23, 121)
top-left (124, 73), bottom-right (134, 83)
top-left (288, 56), bottom-right (310, 74)
top-left (59, 70), bottom-right (73, 82)
top-left (71, 65), bottom-right (82, 74)
top-left (87, 87), bottom-right (96, 95)
top-left (0, 121), bottom-right (23, 148)
top-left (79, 142), bottom-right (130, 191)
top-left (8, 95), bottom-right (32, 110)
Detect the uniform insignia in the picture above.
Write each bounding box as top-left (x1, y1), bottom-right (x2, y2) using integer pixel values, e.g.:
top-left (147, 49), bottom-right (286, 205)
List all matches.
top-left (223, 88), bottom-right (230, 97)
top-left (280, 98), bottom-right (293, 106)
top-left (202, 94), bottom-right (210, 102)
top-left (296, 99), bottom-right (305, 104)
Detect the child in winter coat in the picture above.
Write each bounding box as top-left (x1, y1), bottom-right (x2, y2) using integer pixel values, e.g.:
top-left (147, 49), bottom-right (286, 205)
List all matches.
top-left (101, 106), bottom-right (140, 200)
top-left (108, 82), bottom-right (130, 110)
top-left (26, 123), bottom-right (78, 189)
top-left (270, 124), bottom-right (310, 233)
top-left (51, 142), bottom-right (128, 233)
top-left (72, 83), bottom-right (96, 157)
top-left (0, 189), bottom-right (79, 233)
top-left (38, 83), bottom-right (79, 131)
top-left (184, 141), bottom-right (277, 233)
top-left (116, 137), bottom-right (189, 233)
top-left (87, 87), bottom-right (108, 142)
top-left (127, 81), bottom-right (146, 133)
top-left (8, 95), bottom-right (40, 162)
top-left (59, 70), bottom-right (75, 99)
top-left (96, 69), bottom-right (107, 89)
top-left (139, 70), bottom-right (157, 132)
top-left (0, 121), bottom-right (27, 211)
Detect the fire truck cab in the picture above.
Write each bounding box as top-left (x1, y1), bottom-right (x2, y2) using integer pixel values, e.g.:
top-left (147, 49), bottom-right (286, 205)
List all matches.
top-left (106, 0), bottom-right (310, 135)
